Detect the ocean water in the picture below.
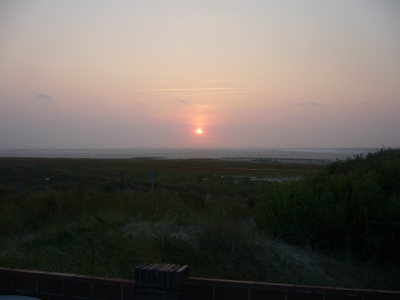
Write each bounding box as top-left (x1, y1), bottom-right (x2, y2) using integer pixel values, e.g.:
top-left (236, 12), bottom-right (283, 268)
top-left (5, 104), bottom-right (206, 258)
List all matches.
top-left (0, 148), bottom-right (376, 163)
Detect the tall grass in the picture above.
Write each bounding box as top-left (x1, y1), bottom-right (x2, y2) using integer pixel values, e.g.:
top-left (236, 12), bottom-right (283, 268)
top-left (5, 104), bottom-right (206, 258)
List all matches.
top-left (0, 190), bottom-right (193, 235)
top-left (254, 148), bottom-right (400, 264)
top-left (0, 189), bottom-right (268, 281)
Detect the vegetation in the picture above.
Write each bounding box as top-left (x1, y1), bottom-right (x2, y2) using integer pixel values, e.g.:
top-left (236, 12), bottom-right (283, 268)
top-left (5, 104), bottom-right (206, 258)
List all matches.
top-left (0, 154), bottom-right (399, 290)
top-left (255, 148), bottom-right (400, 265)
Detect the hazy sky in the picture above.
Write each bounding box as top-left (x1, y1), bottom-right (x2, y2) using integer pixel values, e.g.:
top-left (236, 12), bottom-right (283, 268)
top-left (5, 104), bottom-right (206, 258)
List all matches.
top-left (1, 1), bottom-right (399, 149)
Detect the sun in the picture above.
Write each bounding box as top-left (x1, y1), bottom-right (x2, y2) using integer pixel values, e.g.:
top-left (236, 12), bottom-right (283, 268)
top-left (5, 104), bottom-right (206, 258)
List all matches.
top-left (196, 128), bottom-right (202, 134)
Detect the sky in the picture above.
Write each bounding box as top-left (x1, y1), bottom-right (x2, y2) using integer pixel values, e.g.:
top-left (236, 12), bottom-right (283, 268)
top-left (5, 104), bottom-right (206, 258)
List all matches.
top-left (1, 0), bottom-right (399, 149)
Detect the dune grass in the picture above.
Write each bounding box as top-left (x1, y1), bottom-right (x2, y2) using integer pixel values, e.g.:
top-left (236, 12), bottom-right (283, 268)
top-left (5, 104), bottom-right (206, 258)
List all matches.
top-left (255, 148), bottom-right (400, 263)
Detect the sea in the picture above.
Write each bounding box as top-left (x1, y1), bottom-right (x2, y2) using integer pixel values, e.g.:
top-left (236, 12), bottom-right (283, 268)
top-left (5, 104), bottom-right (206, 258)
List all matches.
top-left (0, 148), bottom-right (377, 164)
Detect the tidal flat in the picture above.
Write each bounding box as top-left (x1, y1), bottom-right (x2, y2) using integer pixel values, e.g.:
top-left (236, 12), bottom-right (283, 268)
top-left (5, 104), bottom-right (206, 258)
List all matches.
top-left (0, 157), bottom-right (398, 290)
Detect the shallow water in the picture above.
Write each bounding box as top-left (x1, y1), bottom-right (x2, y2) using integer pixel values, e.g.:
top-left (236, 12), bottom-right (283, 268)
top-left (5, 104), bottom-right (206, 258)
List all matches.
top-left (0, 148), bottom-right (375, 162)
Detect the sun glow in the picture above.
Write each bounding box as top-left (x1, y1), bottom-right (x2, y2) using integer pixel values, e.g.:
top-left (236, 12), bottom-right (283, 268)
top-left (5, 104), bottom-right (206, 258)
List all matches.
top-left (196, 128), bottom-right (202, 134)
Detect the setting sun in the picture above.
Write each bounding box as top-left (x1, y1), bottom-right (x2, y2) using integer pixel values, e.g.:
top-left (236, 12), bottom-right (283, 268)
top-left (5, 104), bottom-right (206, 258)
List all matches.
top-left (196, 128), bottom-right (202, 134)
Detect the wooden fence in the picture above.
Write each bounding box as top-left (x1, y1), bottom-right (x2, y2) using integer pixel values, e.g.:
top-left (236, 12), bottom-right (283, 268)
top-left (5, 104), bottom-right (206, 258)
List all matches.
top-left (1, 263), bottom-right (399, 300)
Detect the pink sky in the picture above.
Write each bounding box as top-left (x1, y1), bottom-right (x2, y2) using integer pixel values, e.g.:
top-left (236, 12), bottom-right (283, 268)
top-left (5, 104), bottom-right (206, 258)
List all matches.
top-left (1, 1), bottom-right (399, 149)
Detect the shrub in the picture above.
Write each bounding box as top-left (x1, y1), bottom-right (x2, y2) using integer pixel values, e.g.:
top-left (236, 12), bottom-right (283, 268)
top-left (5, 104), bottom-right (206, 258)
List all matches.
top-left (254, 148), bottom-right (400, 263)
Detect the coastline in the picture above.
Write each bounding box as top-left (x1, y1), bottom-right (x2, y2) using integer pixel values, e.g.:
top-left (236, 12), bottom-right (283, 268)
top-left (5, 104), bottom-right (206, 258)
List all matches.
top-left (0, 147), bottom-right (375, 162)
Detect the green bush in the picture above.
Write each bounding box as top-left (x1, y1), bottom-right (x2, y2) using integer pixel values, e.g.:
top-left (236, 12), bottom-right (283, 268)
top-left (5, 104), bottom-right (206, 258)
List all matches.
top-left (254, 148), bottom-right (400, 263)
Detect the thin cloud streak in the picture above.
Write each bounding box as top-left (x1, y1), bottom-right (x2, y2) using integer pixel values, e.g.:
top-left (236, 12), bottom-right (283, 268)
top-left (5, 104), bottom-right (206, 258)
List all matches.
top-left (286, 101), bottom-right (306, 106)
top-left (310, 102), bottom-right (329, 108)
top-left (205, 80), bottom-right (240, 82)
top-left (160, 90), bottom-right (254, 98)
top-left (34, 93), bottom-right (52, 100)
top-left (137, 88), bottom-right (254, 91)
top-left (178, 99), bottom-right (191, 105)
top-left (286, 101), bottom-right (344, 109)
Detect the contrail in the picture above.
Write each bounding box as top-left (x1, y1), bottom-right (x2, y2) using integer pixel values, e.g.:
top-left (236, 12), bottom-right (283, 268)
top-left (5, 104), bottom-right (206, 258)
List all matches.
top-left (204, 79), bottom-right (240, 82)
top-left (137, 87), bottom-right (255, 92)
top-left (160, 90), bottom-right (254, 98)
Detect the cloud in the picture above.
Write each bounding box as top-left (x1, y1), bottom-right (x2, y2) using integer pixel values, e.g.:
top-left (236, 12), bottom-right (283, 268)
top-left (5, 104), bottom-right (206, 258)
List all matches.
top-left (161, 90), bottom-right (252, 99)
top-left (137, 88), bottom-right (246, 91)
top-left (178, 99), bottom-right (187, 104)
top-left (286, 101), bottom-right (306, 106)
top-left (34, 93), bottom-right (52, 100)
top-left (310, 101), bottom-right (328, 108)
top-left (205, 79), bottom-right (239, 82)
top-left (286, 101), bottom-right (343, 109)
top-left (361, 102), bottom-right (368, 107)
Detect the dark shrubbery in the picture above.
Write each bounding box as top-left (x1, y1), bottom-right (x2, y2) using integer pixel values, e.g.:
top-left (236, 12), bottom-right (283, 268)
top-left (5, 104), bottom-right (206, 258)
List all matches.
top-left (254, 148), bottom-right (400, 263)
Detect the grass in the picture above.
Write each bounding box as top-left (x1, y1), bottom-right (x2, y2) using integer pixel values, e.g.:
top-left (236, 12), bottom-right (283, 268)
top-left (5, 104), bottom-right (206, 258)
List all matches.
top-left (255, 149), bottom-right (400, 263)
top-left (0, 156), bottom-right (399, 290)
top-left (254, 148), bottom-right (400, 289)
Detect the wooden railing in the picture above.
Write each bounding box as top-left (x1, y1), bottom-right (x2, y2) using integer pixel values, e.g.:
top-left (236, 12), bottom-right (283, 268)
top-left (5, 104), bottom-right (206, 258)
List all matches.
top-left (1, 264), bottom-right (399, 300)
